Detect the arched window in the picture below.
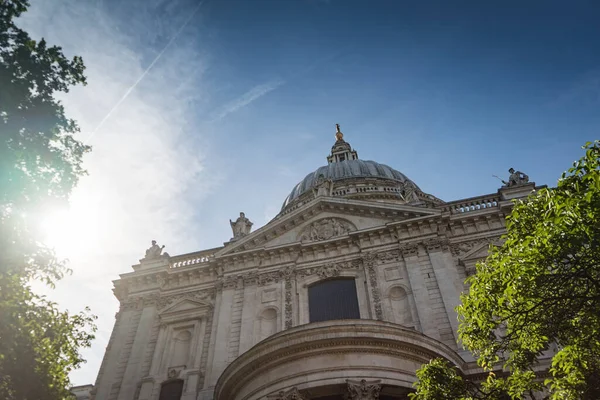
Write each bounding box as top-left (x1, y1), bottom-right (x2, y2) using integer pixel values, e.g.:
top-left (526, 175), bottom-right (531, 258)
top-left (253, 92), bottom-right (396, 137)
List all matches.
top-left (308, 278), bottom-right (360, 322)
top-left (158, 379), bottom-right (184, 400)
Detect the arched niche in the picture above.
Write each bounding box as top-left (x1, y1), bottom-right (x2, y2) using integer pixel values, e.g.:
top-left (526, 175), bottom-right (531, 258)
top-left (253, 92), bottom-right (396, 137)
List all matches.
top-left (385, 285), bottom-right (414, 327)
top-left (258, 307), bottom-right (279, 342)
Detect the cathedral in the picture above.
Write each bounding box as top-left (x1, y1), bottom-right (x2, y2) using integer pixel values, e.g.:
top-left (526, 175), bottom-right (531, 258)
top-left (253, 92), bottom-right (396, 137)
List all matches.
top-left (79, 126), bottom-right (541, 400)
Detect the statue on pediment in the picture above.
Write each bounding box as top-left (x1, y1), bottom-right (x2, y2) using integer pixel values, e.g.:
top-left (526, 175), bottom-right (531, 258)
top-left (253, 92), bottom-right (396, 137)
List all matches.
top-left (313, 174), bottom-right (332, 197)
top-left (230, 212), bottom-right (253, 239)
top-left (144, 240), bottom-right (165, 259)
top-left (401, 180), bottom-right (419, 203)
top-left (502, 167), bottom-right (529, 187)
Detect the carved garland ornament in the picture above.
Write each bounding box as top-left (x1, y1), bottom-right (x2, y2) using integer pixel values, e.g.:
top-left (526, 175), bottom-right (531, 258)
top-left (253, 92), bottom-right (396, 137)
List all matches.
top-left (361, 253), bottom-right (383, 320)
top-left (298, 217), bottom-right (355, 242)
top-left (280, 266), bottom-right (295, 329)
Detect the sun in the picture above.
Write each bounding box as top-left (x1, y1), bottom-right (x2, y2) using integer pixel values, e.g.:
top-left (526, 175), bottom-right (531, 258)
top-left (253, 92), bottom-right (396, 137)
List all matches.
top-left (38, 190), bottom-right (101, 260)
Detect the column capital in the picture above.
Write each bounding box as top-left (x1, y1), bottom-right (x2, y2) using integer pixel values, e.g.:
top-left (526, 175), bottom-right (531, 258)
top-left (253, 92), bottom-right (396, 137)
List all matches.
top-left (346, 379), bottom-right (382, 400)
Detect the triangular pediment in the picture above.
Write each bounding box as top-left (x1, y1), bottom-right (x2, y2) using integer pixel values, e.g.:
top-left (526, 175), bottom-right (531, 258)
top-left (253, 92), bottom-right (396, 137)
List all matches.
top-left (159, 298), bottom-right (211, 316)
top-left (462, 240), bottom-right (503, 262)
top-left (216, 197), bottom-right (440, 256)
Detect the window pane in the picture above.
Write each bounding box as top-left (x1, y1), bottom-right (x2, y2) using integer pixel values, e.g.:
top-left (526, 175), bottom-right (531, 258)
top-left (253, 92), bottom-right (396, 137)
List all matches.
top-left (309, 278), bottom-right (360, 322)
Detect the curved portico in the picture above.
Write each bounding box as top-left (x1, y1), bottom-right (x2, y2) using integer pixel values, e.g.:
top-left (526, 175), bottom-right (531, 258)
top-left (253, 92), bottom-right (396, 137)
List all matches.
top-left (214, 319), bottom-right (465, 400)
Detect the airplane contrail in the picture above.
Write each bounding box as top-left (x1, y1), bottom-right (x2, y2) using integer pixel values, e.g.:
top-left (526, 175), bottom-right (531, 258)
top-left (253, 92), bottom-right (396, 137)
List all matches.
top-left (86, 0), bottom-right (205, 142)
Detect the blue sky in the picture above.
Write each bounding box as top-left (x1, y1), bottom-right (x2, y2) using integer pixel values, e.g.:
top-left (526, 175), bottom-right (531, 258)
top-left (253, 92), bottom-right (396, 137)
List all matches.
top-left (19, 0), bottom-right (600, 385)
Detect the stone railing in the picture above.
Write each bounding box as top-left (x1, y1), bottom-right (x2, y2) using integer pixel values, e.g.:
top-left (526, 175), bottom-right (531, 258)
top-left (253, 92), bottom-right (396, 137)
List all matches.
top-left (441, 195), bottom-right (499, 214)
top-left (169, 249), bottom-right (218, 268)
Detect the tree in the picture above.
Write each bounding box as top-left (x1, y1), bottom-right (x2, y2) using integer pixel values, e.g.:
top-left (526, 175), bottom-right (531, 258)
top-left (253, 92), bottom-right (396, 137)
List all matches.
top-left (0, 1), bottom-right (96, 399)
top-left (411, 141), bottom-right (600, 400)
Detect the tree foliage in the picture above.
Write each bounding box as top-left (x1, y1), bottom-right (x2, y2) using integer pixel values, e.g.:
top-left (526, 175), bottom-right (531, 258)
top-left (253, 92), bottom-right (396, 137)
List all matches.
top-left (0, 1), bottom-right (96, 399)
top-left (411, 141), bottom-right (600, 400)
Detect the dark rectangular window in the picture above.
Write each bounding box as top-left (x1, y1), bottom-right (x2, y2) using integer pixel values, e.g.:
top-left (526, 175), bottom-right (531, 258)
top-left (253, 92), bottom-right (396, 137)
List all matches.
top-left (308, 278), bottom-right (360, 322)
top-left (159, 380), bottom-right (183, 400)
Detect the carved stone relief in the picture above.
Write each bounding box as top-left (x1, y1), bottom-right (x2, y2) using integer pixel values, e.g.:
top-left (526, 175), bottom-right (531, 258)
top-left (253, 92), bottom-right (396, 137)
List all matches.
top-left (424, 237), bottom-right (450, 252)
top-left (259, 270), bottom-right (282, 286)
top-left (399, 243), bottom-right (419, 258)
top-left (378, 249), bottom-right (400, 264)
top-left (449, 236), bottom-right (500, 257)
top-left (296, 260), bottom-right (360, 279)
top-left (167, 366), bottom-right (185, 379)
top-left (157, 289), bottom-right (214, 310)
top-left (346, 379), bottom-right (382, 400)
top-left (121, 292), bottom-right (161, 310)
top-left (298, 217), bottom-right (355, 242)
top-left (267, 387), bottom-right (307, 400)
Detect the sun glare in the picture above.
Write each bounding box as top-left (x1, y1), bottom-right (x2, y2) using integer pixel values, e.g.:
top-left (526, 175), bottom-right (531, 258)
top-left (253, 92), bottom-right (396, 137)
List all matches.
top-left (39, 191), bottom-right (101, 260)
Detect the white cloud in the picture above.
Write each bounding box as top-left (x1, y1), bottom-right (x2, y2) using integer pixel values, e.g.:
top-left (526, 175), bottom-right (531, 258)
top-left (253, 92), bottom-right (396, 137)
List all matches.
top-left (18, 0), bottom-right (213, 385)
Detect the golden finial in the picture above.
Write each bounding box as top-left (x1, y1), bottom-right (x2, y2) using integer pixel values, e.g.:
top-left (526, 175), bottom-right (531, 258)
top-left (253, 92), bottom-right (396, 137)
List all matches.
top-left (335, 123), bottom-right (344, 141)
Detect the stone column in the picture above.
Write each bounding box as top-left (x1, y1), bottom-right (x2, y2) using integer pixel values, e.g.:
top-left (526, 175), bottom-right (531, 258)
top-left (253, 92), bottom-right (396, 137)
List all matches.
top-left (346, 379), bottom-right (382, 400)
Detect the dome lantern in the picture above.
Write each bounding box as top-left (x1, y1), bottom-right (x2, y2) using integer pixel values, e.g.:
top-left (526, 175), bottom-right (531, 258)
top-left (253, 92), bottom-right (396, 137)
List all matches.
top-left (327, 124), bottom-right (358, 164)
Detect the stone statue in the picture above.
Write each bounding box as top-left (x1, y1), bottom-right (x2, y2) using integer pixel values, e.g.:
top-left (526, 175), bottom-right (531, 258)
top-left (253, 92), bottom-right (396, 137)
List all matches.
top-left (144, 240), bottom-right (165, 259)
top-left (502, 167), bottom-right (529, 187)
top-left (401, 181), bottom-right (419, 203)
top-left (313, 174), bottom-right (332, 197)
top-left (230, 212), bottom-right (253, 238)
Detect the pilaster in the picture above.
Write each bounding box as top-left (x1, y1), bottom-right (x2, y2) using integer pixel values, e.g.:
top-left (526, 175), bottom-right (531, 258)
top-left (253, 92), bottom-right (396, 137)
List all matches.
top-left (401, 244), bottom-right (441, 340)
top-left (238, 273), bottom-right (259, 354)
top-left (426, 238), bottom-right (463, 342)
top-left (206, 279), bottom-right (236, 386)
top-left (92, 308), bottom-right (134, 400)
top-left (117, 304), bottom-right (158, 400)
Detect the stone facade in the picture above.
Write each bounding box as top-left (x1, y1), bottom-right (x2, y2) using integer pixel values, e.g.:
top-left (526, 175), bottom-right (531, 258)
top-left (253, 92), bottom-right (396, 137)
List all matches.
top-left (87, 129), bottom-right (544, 400)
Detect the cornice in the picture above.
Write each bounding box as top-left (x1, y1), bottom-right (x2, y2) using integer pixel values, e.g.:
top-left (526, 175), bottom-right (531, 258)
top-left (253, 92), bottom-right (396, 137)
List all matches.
top-left (216, 197), bottom-right (439, 257)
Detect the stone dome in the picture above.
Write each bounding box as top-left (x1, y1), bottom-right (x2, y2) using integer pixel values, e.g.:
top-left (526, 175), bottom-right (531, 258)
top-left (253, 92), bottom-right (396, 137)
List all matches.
top-left (281, 159), bottom-right (420, 209)
top-left (278, 125), bottom-right (441, 215)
